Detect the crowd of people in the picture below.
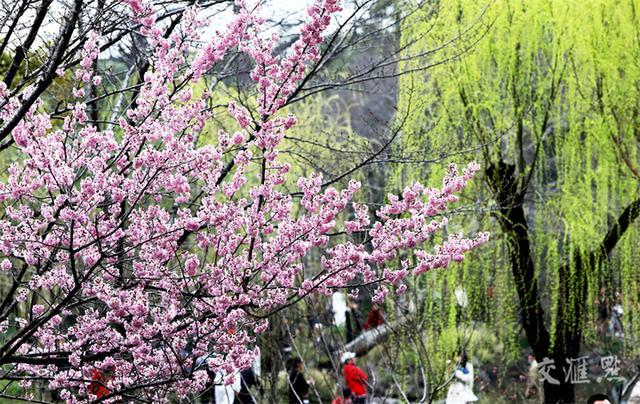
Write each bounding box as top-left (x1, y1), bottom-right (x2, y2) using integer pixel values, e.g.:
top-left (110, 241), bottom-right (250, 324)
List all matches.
top-left (194, 301), bottom-right (480, 404)
top-left (189, 291), bottom-right (637, 403)
top-left (87, 292), bottom-right (636, 404)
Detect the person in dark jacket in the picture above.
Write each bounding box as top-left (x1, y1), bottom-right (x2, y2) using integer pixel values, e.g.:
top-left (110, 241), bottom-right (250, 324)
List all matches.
top-left (288, 357), bottom-right (311, 404)
top-left (234, 367), bottom-right (262, 404)
top-left (596, 286), bottom-right (611, 336)
top-left (345, 301), bottom-right (361, 343)
top-left (341, 352), bottom-right (368, 404)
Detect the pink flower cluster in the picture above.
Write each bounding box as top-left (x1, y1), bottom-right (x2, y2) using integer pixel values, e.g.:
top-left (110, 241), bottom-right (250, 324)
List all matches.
top-left (76, 31), bottom-right (100, 85)
top-left (0, 0), bottom-right (487, 402)
top-left (243, 0), bottom-right (341, 116)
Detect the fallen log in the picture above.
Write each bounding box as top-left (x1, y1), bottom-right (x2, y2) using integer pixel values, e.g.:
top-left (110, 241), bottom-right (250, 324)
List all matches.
top-left (343, 323), bottom-right (392, 356)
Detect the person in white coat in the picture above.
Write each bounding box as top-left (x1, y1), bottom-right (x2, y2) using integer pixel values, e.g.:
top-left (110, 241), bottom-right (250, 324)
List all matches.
top-left (446, 353), bottom-right (478, 404)
top-left (213, 370), bottom-right (241, 404)
top-left (628, 378), bottom-right (640, 404)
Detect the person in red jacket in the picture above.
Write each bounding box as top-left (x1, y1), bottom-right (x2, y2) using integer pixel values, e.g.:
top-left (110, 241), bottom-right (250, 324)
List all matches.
top-left (341, 352), bottom-right (368, 404)
top-left (362, 304), bottom-right (384, 330)
top-left (89, 365), bottom-right (115, 399)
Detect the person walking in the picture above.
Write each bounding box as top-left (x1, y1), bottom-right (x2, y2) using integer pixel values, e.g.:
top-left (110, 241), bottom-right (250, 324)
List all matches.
top-left (341, 352), bottom-right (368, 404)
top-left (445, 353), bottom-right (478, 404)
top-left (234, 367), bottom-right (262, 404)
top-left (525, 354), bottom-right (541, 400)
top-left (288, 357), bottom-right (312, 404)
top-left (611, 291), bottom-right (624, 337)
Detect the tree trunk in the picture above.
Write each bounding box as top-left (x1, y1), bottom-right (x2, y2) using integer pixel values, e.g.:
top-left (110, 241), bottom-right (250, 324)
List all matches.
top-left (487, 162), bottom-right (575, 402)
top-left (486, 161), bottom-right (640, 403)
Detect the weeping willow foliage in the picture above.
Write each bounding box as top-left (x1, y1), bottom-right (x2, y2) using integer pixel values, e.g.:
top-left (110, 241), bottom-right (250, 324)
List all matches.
top-left (388, 0), bottom-right (640, 391)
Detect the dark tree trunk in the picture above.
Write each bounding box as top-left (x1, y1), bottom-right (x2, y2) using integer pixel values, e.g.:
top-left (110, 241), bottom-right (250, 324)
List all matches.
top-left (486, 161), bottom-right (640, 403)
top-left (486, 162), bottom-right (576, 402)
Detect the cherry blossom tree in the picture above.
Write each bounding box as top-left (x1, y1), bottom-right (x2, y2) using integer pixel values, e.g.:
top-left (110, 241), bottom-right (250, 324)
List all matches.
top-left (0, 0), bottom-right (488, 401)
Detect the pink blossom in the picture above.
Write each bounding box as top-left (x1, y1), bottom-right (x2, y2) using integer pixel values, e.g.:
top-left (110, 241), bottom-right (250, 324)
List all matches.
top-left (0, 259), bottom-right (11, 271)
top-left (0, 1), bottom-right (488, 401)
top-left (232, 131), bottom-right (245, 145)
top-left (184, 255), bottom-right (199, 276)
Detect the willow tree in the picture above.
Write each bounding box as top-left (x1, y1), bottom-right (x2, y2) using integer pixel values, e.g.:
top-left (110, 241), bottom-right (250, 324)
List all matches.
top-left (398, 0), bottom-right (640, 402)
